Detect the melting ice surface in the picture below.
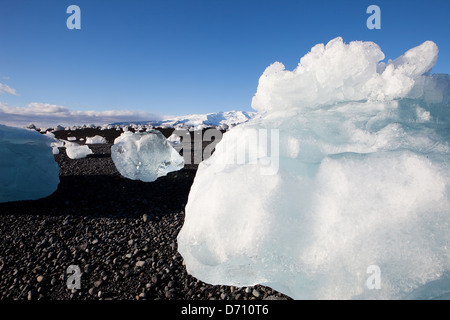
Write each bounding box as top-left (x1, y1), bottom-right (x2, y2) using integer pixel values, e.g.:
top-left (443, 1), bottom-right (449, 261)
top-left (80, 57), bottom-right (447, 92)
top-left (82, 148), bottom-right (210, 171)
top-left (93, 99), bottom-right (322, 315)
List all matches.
top-left (86, 135), bottom-right (107, 144)
top-left (64, 141), bottom-right (93, 159)
top-left (177, 38), bottom-right (450, 299)
top-left (111, 129), bottom-right (184, 182)
top-left (0, 124), bottom-right (59, 203)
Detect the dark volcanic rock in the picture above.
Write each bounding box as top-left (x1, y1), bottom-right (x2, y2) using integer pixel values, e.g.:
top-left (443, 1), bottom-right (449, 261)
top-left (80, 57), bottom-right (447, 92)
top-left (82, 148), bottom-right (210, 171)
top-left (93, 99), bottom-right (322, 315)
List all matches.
top-left (0, 127), bottom-right (291, 301)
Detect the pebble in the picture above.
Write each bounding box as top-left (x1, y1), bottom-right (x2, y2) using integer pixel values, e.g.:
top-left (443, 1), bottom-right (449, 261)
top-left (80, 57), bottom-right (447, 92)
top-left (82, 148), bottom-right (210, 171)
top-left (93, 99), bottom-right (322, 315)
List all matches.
top-left (252, 289), bottom-right (261, 298)
top-left (135, 261), bottom-right (145, 267)
top-left (165, 289), bottom-right (175, 299)
top-left (27, 290), bottom-right (34, 300)
top-left (151, 274), bottom-right (160, 284)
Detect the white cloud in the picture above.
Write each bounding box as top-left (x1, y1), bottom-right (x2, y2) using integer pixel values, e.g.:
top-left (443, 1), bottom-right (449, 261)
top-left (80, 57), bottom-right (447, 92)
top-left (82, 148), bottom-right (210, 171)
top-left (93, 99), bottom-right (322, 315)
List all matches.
top-left (0, 82), bottom-right (17, 95)
top-left (0, 102), bottom-right (160, 128)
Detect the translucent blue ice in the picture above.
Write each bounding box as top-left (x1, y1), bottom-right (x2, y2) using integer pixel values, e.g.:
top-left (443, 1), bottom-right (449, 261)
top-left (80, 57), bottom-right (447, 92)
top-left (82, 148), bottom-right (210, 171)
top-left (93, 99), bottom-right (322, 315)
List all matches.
top-left (177, 38), bottom-right (450, 300)
top-left (0, 125), bottom-right (59, 203)
top-left (111, 129), bottom-right (184, 182)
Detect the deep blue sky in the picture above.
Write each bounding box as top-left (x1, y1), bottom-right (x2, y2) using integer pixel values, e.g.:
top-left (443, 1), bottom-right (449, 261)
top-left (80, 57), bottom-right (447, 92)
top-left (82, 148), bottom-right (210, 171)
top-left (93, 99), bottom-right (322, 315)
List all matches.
top-left (0, 0), bottom-right (449, 117)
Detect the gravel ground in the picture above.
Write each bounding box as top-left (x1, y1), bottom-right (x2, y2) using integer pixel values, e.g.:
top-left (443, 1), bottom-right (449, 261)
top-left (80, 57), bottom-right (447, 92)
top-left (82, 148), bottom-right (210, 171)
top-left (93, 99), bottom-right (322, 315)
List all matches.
top-left (0, 128), bottom-right (291, 301)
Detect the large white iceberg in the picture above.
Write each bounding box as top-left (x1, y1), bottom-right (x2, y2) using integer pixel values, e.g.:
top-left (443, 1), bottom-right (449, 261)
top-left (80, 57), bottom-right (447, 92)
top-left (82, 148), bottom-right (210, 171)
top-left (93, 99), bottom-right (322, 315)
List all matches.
top-left (177, 38), bottom-right (450, 300)
top-left (0, 124), bottom-right (60, 202)
top-left (111, 129), bottom-right (184, 182)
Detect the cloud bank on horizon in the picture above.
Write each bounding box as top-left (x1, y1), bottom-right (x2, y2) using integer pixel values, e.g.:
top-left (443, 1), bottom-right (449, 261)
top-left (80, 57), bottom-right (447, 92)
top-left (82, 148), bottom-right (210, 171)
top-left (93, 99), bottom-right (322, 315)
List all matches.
top-left (0, 102), bottom-right (160, 128)
top-left (0, 83), bottom-right (160, 128)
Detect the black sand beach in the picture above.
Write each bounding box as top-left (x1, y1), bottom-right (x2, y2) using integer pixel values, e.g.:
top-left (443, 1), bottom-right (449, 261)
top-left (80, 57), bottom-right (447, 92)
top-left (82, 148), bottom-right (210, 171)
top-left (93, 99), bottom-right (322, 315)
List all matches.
top-left (0, 127), bottom-right (290, 301)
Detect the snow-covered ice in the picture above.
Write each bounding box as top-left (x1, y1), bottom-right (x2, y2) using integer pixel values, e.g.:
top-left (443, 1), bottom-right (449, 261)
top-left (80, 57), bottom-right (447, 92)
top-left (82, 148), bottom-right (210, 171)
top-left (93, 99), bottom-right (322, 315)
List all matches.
top-left (167, 133), bottom-right (181, 147)
top-left (0, 124), bottom-right (59, 202)
top-left (111, 129), bottom-right (184, 182)
top-left (177, 38), bottom-right (450, 300)
top-left (64, 141), bottom-right (93, 159)
top-left (53, 125), bottom-right (65, 132)
top-left (109, 110), bottom-right (257, 130)
top-left (43, 132), bottom-right (63, 155)
top-left (86, 135), bottom-right (107, 144)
